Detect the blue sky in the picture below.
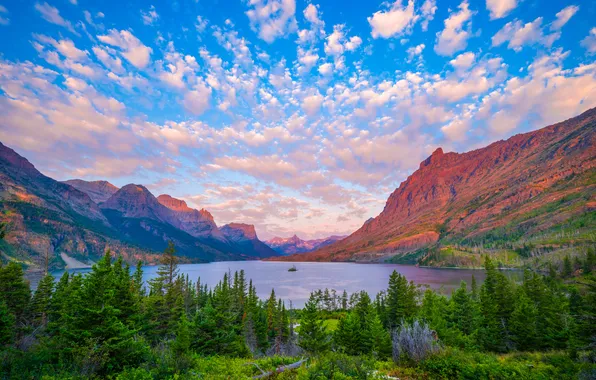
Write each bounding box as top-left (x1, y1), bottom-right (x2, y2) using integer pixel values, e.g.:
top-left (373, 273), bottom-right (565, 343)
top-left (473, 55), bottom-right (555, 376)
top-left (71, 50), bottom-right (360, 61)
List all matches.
top-left (0, 0), bottom-right (594, 239)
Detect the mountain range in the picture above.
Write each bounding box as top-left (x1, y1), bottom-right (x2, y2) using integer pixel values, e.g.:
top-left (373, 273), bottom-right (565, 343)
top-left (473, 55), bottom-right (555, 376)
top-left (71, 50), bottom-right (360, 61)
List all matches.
top-left (265, 235), bottom-right (345, 255)
top-left (277, 108), bottom-right (595, 263)
top-left (0, 144), bottom-right (279, 268)
top-left (1, 109), bottom-right (594, 269)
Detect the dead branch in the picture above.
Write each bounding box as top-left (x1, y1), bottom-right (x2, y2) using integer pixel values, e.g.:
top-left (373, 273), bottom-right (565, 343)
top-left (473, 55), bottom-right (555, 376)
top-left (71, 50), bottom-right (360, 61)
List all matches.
top-left (250, 358), bottom-right (308, 379)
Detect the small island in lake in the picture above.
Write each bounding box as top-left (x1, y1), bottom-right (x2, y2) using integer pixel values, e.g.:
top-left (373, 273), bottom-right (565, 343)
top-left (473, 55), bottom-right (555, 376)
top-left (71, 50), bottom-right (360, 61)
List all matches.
top-left (288, 265), bottom-right (297, 272)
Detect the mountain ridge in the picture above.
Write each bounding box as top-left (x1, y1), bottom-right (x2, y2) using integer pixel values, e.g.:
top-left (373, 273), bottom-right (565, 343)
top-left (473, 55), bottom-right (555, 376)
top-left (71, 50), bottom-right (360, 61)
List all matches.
top-left (276, 108), bottom-right (596, 263)
top-left (0, 146), bottom-right (281, 268)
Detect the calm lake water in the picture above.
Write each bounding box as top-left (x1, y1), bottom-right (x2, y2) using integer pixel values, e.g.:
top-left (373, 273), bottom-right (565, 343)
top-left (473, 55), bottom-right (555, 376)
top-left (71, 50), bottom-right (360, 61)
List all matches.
top-left (53, 261), bottom-right (522, 308)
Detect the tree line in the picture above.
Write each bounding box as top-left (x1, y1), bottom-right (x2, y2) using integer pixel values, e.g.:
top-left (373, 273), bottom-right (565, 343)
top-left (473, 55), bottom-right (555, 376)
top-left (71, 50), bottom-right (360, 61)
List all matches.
top-left (0, 241), bottom-right (594, 378)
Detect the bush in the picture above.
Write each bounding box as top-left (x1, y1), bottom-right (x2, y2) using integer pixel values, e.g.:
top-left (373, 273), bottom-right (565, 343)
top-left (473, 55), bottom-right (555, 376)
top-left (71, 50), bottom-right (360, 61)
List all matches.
top-left (392, 320), bottom-right (441, 364)
top-left (295, 353), bottom-right (380, 379)
top-left (419, 348), bottom-right (591, 379)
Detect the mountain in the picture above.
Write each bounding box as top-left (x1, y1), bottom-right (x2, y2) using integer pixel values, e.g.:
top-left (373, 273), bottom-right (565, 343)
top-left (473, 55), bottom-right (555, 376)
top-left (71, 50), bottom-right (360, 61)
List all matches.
top-left (220, 223), bottom-right (279, 258)
top-left (266, 234), bottom-right (345, 255)
top-left (156, 194), bottom-right (224, 240)
top-left (0, 143), bottom-right (280, 268)
top-left (0, 142), bottom-right (150, 267)
top-left (62, 179), bottom-right (119, 203)
top-left (280, 108), bottom-right (596, 263)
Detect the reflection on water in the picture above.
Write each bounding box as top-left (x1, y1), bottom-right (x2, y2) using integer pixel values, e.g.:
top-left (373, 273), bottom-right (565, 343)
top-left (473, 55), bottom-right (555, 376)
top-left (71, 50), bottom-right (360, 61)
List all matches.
top-left (54, 261), bottom-right (522, 308)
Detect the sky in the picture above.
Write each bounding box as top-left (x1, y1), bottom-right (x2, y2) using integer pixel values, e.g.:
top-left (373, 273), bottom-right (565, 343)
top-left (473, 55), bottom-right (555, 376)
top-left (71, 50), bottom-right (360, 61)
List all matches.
top-left (0, 0), bottom-right (595, 240)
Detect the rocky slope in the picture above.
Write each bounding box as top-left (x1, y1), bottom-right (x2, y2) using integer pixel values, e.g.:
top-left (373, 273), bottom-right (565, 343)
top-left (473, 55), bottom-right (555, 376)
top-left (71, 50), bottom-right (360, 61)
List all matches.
top-left (266, 235), bottom-right (345, 255)
top-left (220, 223), bottom-right (279, 258)
top-left (63, 179), bottom-right (119, 203)
top-left (280, 108), bottom-right (596, 262)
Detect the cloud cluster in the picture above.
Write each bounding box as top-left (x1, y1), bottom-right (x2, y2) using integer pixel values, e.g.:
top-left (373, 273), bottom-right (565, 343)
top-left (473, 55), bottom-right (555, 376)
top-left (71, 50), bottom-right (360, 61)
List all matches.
top-left (0, 0), bottom-right (593, 239)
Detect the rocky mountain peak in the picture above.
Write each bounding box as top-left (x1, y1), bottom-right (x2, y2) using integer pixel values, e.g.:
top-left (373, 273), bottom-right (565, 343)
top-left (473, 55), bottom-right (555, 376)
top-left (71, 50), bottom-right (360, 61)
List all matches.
top-left (157, 194), bottom-right (191, 212)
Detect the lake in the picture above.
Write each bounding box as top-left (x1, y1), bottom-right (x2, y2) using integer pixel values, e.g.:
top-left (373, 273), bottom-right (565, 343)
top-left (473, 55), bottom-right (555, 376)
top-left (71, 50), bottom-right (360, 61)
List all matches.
top-left (53, 261), bottom-right (522, 308)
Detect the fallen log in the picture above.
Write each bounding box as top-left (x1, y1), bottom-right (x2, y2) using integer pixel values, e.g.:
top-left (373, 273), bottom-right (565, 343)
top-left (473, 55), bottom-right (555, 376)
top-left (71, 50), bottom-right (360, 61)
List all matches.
top-left (249, 358), bottom-right (308, 379)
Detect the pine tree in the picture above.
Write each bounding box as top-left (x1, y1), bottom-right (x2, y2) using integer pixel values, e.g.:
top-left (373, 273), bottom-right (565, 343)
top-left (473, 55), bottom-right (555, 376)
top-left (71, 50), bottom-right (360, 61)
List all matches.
top-left (0, 261), bottom-right (31, 328)
top-left (341, 290), bottom-right (348, 310)
top-left (368, 311), bottom-right (392, 359)
top-left (334, 312), bottom-right (362, 355)
top-left (298, 293), bottom-right (329, 354)
top-left (266, 289), bottom-right (277, 341)
top-left (386, 270), bottom-right (417, 329)
top-left (152, 241), bottom-right (179, 290)
top-left (172, 313), bottom-right (191, 355)
top-left (450, 281), bottom-right (475, 335)
top-left (0, 300), bottom-right (15, 347)
top-left (509, 289), bottom-right (538, 351)
top-left (30, 273), bottom-right (54, 328)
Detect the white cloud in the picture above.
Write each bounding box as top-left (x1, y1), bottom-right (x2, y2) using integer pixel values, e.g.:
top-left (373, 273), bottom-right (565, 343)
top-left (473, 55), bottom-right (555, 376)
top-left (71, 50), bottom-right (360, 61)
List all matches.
top-left (141, 5), bottom-right (159, 25)
top-left (449, 51), bottom-right (475, 69)
top-left (183, 81), bottom-right (212, 115)
top-left (441, 118), bottom-right (470, 141)
top-left (97, 29), bottom-right (153, 68)
top-left (368, 0), bottom-right (418, 39)
top-left (406, 43), bottom-right (425, 61)
top-left (195, 16), bottom-right (208, 33)
top-left (302, 93), bottom-right (324, 116)
top-left (478, 49), bottom-right (596, 136)
top-left (434, 1), bottom-right (474, 56)
top-left (55, 39), bottom-right (88, 61)
top-left (318, 62), bottom-right (333, 76)
top-left (92, 46), bottom-right (124, 73)
top-left (245, 0), bottom-right (298, 43)
top-left (551, 5), bottom-right (579, 31)
top-left (420, 0), bottom-right (437, 31)
top-left (0, 5), bottom-right (9, 26)
top-left (297, 3), bottom-right (325, 45)
top-left (34, 2), bottom-right (77, 34)
top-left (325, 25), bottom-right (346, 56)
top-left (486, 0), bottom-right (516, 20)
top-left (69, 0), bottom-right (77, 4)
top-left (581, 28), bottom-right (596, 54)
top-left (492, 18), bottom-right (558, 51)
top-left (345, 36), bottom-right (362, 51)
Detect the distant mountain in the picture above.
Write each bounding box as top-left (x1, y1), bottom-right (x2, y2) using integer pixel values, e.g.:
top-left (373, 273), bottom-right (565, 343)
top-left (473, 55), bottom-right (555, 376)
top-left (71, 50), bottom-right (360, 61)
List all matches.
top-left (0, 143), bottom-right (280, 268)
top-left (280, 108), bottom-right (596, 262)
top-left (220, 223), bottom-right (279, 258)
top-left (63, 179), bottom-right (119, 203)
top-left (266, 234), bottom-right (345, 255)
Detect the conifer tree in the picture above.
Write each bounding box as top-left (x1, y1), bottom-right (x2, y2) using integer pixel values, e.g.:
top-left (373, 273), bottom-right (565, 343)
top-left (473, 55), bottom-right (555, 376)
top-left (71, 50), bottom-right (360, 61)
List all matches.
top-left (341, 290), bottom-right (348, 310)
top-left (334, 312), bottom-right (362, 355)
top-left (386, 270), bottom-right (417, 328)
top-left (509, 289), bottom-right (538, 351)
top-left (172, 313), bottom-right (191, 355)
top-left (266, 289), bottom-right (277, 341)
top-left (298, 293), bottom-right (329, 354)
top-left (30, 273), bottom-right (54, 328)
top-left (368, 311), bottom-right (392, 359)
top-left (0, 261), bottom-right (31, 329)
top-left (450, 281), bottom-right (476, 336)
top-left (0, 300), bottom-right (15, 347)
